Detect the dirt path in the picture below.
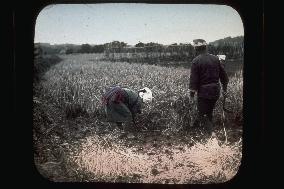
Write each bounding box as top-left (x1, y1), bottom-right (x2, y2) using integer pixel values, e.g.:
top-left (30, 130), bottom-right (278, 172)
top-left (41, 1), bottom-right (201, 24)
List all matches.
top-left (34, 105), bottom-right (242, 183)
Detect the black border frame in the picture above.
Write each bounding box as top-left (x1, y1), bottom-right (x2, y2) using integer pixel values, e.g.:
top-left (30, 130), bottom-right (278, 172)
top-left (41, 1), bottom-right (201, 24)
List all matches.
top-left (10, 0), bottom-right (263, 188)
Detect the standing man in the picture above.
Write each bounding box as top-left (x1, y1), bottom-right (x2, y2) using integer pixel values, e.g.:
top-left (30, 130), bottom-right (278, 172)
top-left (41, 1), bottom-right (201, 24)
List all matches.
top-left (189, 39), bottom-right (229, 135)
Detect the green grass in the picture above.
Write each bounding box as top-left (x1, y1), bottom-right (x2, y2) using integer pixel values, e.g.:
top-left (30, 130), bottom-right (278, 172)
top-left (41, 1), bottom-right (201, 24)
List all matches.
top-left (33, 53), bottom-right (243, 183)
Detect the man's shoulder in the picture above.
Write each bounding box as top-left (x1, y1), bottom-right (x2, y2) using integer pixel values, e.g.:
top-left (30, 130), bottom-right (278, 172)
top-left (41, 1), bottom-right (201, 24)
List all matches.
top-left (192, 53), bottom-right (219, 64)
top-left (192, 55), bottom-right (202, 63)
top-left (208, 53), bottom-right (219, 59)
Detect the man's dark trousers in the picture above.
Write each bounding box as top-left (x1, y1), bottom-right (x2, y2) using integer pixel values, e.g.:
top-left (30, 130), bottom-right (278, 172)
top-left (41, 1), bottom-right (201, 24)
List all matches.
top-left (193, 97), bottom-right (218, 134)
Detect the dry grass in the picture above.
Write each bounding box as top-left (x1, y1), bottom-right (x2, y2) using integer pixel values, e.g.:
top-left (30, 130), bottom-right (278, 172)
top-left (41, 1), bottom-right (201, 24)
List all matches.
top-left (40, 53), bottom-right (242, 130)
top-left (66, 133), bottom-right (242, 183)
top-left (34, 53), bottom-right (243, 183)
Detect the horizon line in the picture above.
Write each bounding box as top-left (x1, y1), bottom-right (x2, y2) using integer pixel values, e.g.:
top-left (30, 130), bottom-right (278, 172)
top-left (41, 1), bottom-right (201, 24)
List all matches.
top-left (35, 35), bottom-right (244, 46)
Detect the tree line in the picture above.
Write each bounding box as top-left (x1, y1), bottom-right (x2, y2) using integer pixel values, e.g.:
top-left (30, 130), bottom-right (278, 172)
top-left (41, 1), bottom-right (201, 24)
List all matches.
top-left (35, 36), bottom-right (243, 60)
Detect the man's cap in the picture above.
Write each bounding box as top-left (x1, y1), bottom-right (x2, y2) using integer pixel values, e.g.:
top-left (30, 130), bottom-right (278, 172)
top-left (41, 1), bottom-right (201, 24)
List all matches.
top-left (192, 39), bottom-right (207, 47)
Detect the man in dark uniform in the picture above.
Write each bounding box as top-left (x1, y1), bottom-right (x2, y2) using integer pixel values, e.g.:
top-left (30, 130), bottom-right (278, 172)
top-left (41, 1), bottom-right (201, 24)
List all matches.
top-left (102, 86), bottom-right (152, 130)
top-left (189, 39), bottom-right (229, 135)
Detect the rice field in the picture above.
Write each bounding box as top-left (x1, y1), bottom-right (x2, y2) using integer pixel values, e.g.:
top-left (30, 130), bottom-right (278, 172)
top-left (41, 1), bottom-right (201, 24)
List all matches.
top-left (33, 53), bottom-right (243, 183)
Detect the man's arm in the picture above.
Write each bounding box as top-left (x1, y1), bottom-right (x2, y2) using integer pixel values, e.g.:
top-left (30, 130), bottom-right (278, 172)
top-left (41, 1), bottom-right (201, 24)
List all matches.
top-left (131, 101), bottom-right (142, 126)
top-left (189, 60), bottom-right (199, 97)
top-left (219, 61), bottom-right (229, 92)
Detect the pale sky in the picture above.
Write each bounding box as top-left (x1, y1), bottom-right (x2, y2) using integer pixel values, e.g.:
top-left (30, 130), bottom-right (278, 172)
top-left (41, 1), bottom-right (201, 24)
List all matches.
top-left (34, 3), bottom-right (244, 46)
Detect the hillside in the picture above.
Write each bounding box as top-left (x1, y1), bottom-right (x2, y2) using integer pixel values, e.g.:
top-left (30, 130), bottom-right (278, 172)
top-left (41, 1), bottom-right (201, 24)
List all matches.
top-left (209, 36), bottom-right (244, 46)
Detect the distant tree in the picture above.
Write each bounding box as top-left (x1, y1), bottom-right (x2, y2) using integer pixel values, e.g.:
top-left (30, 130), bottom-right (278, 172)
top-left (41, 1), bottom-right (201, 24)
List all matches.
top-left (104, 41), bottom-right (127, 53)
top-left (107, 41), bottom-right (126, 48)
top-left (92, 45), bottom-right (105, 53)
top-left (66, 48), bottom-right (74, 54)
top-left (145, 42), bottom-right (162, 47)
top-left (135, 41), bottom-right (145, 47)
top-left (79, 44), bottom-right (92, 53)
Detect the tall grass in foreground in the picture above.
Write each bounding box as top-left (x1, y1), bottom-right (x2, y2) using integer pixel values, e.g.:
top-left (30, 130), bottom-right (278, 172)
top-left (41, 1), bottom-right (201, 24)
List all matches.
top-left (35, 53), bottom-right (243, 183)
top-left (40, 54), bottom-right (242, 131)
